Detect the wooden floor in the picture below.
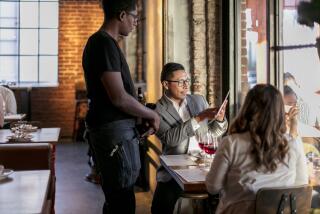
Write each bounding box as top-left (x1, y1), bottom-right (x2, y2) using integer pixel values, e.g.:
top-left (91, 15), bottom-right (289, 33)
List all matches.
top-left (55, 140), bottom-right (152, 214)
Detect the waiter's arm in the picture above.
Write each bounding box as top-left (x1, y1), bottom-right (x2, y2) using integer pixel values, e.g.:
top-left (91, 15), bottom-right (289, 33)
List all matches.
top-left (101, 72), bottom-right (160, 131)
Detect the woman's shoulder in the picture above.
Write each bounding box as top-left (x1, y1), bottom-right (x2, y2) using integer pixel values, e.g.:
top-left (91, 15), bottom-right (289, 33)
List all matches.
top-left (221, 132), bottom-right (252, 149)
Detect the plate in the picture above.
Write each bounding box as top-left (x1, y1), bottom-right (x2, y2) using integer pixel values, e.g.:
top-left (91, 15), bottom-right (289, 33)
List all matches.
top-left (0, 169), bottom-right (14, 181)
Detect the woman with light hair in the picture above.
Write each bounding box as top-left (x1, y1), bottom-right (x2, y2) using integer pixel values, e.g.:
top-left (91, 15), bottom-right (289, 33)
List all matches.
top-left (205, 84), bottom-right (308, 214)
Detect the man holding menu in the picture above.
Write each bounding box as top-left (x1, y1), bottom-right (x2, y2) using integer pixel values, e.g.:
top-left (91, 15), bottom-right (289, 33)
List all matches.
top-left (151, 62), bottom-right (228, 214)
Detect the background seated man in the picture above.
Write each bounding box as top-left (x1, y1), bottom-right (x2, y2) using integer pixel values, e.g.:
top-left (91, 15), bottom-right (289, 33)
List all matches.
top-left (284, 72), bottom-right (320, 129)
top-left (0, 85), bottom-right (17, 115)
top-left (283, 85), bottom-right (320, 157)
top-left (151, 62), bottom-right (228, 214)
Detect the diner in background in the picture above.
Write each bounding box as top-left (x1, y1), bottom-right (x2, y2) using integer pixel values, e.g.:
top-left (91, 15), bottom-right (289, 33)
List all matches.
top-left (0, 85), bottom-right (17, 115)
top-left (151, 62), bottom-right (228, 214)
top-left (0, 94), bottom-right (4, 128)
top-left (284, 72), bottom-right (320, 129)
top-left (283, 85), bottom-right (320, 157)
top-left (205, 84), bottom-right (308, 214)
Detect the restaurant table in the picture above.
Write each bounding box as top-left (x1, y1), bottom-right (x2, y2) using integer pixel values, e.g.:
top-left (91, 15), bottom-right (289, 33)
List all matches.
top-left (160, 154), bottom-right (208, 192)
top-left (0, 170), bottom-right (50, 214)
top-left (161, 155), bottom-right (319, 193)
top-left (0, 128), bottom-right (60, 144)
top-left (4, 114), bottom-right (27, 123)
top-left (0, 128), bottom-right (60, 175)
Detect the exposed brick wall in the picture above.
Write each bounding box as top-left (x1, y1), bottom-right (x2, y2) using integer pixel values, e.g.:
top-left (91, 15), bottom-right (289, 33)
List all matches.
top-left (190, 0), bottom-right (207, 97)
top-left (31, 0), bottom-right (103, 137)
top-left (30, 0), bottom-right (223, 137)
top-left (240, 0), bottom-right (249, 103)
top-left (190, 0), bottom-right (222, 106)
top-left (206, 0), bottom-right (221, 106)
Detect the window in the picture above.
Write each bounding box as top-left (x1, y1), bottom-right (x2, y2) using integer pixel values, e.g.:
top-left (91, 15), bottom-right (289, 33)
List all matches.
top-left (0, 0), bottom-right (59, 86)
top-left (236, 0), bottom-right (269, 105)
top-left (225, 0), bottom-right (320, 191)
top-left (163, 0), bottom-right (190, 73)
top-left (279, 2), bottom-right (320, 186)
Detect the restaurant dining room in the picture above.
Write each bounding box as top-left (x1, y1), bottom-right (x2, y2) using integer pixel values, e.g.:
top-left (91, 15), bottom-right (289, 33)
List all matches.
top-left (0, 0), bottom-right (320, 213)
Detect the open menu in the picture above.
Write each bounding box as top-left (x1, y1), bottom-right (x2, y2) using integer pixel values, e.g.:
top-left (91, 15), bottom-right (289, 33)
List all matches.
top-left (174, 168), bottom-right (208, 182)
top-left (160, 155), bottom-right (198, 167)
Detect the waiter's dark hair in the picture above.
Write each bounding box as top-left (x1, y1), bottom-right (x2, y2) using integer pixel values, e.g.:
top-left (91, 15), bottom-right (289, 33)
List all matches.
top-left (161, 62), bottom-right (185, 82)
top-left (101, 0), bottom-right (136, 20)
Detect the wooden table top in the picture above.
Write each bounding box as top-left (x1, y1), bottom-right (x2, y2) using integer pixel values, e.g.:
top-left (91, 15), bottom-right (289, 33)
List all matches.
top-left (0, 128), bottom-right (61, 144)
top-left (161, 155), bottom-right (318, 193)
top-left (160, 155), bottom-right (208, 193)
top-left (0, 170), bottom-right (50, 214)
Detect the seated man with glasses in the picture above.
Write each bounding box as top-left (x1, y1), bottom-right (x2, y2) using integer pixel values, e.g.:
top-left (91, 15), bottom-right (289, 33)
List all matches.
top-left (151, 62), bottom-right (228, 214)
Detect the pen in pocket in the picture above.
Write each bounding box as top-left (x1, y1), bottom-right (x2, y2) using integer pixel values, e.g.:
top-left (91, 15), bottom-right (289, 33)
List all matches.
top-left (110, 145), bottom-right (119, 157)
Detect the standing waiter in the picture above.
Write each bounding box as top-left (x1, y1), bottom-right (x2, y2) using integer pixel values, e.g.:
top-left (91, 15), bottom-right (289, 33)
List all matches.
top-left (82, 0), bottom-right (160, 213)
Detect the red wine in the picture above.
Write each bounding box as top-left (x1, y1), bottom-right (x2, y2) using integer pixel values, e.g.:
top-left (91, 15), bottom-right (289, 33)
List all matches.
top-left (198, 142), bottom-right (205, 150)
top-left (204, 145), bottom-right (216, 155)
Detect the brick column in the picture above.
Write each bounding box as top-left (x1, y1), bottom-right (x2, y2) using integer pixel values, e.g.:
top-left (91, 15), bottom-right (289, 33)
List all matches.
top-left (190, 0), bottom-right (222, 106)
top-left (190, 0), bottom-right (207, 96)
top-left (206, 0), bottom-right (221, 106)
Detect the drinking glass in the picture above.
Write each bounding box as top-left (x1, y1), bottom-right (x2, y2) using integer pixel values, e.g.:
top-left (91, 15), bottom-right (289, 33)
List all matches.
top-left (204, 131), bottom-right (220, 167)
top-left (196, 132), bottom-right (205, 154)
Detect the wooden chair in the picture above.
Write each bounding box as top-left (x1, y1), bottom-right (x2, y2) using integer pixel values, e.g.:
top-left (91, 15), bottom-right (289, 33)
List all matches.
top-left (255, 185), bottom-right (312, 214)
top-left (0, 143), bottom-right (55, 214)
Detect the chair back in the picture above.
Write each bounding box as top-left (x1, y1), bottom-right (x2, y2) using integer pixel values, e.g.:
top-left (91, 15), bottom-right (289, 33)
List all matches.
top-left (0, 143), bottom-right (55, 214)
top-left (255, 185), bottom-right (312, 214)
top-left (0, 143), bottom-right (51, 170)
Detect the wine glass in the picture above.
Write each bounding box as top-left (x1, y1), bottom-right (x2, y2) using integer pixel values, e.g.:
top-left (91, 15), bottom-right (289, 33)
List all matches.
top-left (204, 134), bottom-right (218, 157)
top-left (195, 131), bottom-right (206, 157)
top-left (203, 131), bottom-right (218, 167)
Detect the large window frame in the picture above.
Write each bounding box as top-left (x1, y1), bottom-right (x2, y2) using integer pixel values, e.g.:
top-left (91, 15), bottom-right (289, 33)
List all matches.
top-left (222, 0), bottom-right (278, 118)
top-left (223, 0), bottom-right (320, 190)
top-left (0, 0), bottom-right (59, 87)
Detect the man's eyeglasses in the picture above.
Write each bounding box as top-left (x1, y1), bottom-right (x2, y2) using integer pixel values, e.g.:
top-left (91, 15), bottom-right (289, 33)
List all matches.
top-left (126, 12), bottom-right (140, 22)
top-left (166, 79), bottom-right (191, 87)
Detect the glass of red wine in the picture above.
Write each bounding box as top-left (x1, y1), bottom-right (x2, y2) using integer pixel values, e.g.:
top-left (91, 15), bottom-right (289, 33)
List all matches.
top-left (196, 132), bottom-right (206, 157)
top-left (203, 131), bottom-right (218, 167)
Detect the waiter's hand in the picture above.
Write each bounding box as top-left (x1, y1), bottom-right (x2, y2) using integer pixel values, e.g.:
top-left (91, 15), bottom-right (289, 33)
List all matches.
top-left (149, 111), bottom-right (160, 133)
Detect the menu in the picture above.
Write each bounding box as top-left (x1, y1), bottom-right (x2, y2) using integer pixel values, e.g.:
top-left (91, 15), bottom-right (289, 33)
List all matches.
top-left (174, 168), bottom-right (208, 182)
top-left (160, 155), bottom-right (198, 167)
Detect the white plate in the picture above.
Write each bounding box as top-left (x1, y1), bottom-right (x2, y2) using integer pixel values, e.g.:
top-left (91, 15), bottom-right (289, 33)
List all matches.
top-left (0, 169), bottom-right (14, 181)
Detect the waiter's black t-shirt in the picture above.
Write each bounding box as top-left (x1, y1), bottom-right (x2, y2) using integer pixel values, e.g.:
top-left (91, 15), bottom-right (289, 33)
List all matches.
top-left (82, 31), bottom-right (137, 128)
